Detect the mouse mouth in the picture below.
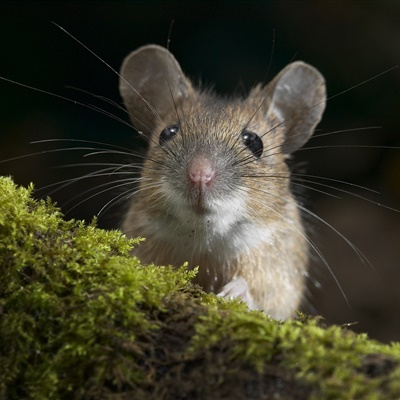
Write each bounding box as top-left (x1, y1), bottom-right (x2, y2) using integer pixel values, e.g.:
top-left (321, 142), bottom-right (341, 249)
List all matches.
top-left (190, 192), bottom-right (210, 215)
top-left (193, 201), bottom-right (208, 215)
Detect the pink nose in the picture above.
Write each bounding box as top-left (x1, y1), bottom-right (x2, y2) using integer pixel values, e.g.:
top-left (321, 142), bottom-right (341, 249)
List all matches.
top-left (188, 155), bottom-right (215, 186)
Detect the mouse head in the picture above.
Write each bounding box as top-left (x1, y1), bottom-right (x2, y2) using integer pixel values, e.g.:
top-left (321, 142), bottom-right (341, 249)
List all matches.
top-left (119, 44), bottom-right (326, 158)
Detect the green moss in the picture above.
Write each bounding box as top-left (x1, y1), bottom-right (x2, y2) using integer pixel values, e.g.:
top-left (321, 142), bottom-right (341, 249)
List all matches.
top-left (0, 176), bottom-right (400, 399)
top-left (0, 177), bottom-right (199, 398)
top-left (189, 309), bottom-right (400, 399)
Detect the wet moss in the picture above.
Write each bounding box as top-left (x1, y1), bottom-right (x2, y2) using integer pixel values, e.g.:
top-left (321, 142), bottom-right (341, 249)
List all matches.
top-left (0, 176), bottom-right (399, 399)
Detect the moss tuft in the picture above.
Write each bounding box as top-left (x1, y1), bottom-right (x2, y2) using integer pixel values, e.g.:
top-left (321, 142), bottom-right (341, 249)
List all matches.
top-left (1, 176), bottom-right (400, 399)
top-left (0, 177), bottom-right (201, 398)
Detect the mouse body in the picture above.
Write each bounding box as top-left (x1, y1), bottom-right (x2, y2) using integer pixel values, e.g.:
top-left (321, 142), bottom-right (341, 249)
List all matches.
top-left (120, 45), bottom-right (326, 319)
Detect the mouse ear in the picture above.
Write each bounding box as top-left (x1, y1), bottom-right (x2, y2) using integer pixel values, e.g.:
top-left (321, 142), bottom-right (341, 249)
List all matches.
top-left (266, 61), bottom-right (326, 154)
top-left (119, 45), bottom-right (193, 135)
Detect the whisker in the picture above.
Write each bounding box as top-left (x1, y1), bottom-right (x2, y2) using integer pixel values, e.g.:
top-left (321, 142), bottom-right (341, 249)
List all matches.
top-left (96, 179), bottom-right (168, 217)
top-left (237, 183), bottom-right (350, 307)
top-left (0, 146), bottom-right (119, 164)
top-left (51, 162), bottom-right (141, 170)
top-left (262, 28), bottom-right (276, 83)
top-left (64, 179), bottom-right (141, 214)
top-left (51, 22), bottom-right (165, 129)
top-left (290, 182), bottom-right (341, 199)
top-left (243, 170), bottom-right (399, 213)
top-left (64, 85), bottom-right (128, 113)
top-left (31, 138), bottom-right (137, 154)
top-left (249, 182), bottom-right (372, 267)
top-left (29, 139), bottom-right (173, 171)
top-left (311, 126), bottom-right (382, 139)
top-left (37, 168), bottom-right (137, 196)
top-left (97, 188), bottom-right (135, 217)
top-left (300, 144), bottom-right (400, 151)
top-left (253, 65), bottom-right (398, 148)
top-left (0, 77), bottom-right (133, 131)
top-left (83, 103), bottom-right (133, 128)
top-left (81, 149), bottom-right (135, 158)
top-left (298, 203), bottom-right (373, 269)
top-left (323, 65), bottom-right (399, 103)
top-left (292, 173), bottom-right (380, 194)
top-left (242, 172), bottom-right (380, 194)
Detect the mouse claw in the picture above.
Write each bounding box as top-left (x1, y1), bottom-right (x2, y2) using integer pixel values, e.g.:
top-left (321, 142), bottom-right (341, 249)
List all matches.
top-left (217, 277), bottom-right (256, 309)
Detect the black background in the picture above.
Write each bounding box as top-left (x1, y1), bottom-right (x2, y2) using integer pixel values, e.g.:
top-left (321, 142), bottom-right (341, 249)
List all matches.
top-left (1, 1), bottom-right (400, 342)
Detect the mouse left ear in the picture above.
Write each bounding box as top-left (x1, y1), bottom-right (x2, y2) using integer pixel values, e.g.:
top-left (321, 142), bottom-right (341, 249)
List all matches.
top-left (265, 61), bottom-right (326, 154)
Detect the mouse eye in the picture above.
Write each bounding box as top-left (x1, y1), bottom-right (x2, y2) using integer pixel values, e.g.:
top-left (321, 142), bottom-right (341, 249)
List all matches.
top-left (159, 125), bottom-right (180, 145)
top-left (241, 130), bottom-right (263, 158)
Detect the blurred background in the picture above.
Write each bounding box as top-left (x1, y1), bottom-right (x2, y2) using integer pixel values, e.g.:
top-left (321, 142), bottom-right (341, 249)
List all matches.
top-left (1, 1), bottom-right (399, 342)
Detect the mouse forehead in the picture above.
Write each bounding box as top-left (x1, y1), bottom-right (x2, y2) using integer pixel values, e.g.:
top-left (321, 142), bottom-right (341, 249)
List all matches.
top-left (168, 94), bottom-right (271, 141)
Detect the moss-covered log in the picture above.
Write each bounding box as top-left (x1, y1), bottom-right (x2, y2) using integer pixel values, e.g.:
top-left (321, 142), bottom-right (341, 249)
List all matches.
top-left (1, 176), bottom-right (399, 399)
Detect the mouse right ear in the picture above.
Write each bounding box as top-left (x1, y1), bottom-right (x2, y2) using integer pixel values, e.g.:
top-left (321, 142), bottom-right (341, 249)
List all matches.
top-left (119, 45), bottom-right (194, 136)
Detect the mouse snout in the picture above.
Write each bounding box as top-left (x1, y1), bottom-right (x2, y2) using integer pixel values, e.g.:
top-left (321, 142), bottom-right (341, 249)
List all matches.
top-left (187, 154), bottom-right (215, 188)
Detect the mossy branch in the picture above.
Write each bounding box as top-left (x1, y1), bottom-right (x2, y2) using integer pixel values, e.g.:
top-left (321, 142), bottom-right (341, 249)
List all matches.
top-left (0, 176), bottom-right (399, 399)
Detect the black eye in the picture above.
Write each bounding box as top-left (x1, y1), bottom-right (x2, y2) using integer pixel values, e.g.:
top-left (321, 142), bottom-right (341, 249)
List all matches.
top-left (241, 130), bottom-right (263, 158)
top-left (159, 125), bottom-right (179, 145)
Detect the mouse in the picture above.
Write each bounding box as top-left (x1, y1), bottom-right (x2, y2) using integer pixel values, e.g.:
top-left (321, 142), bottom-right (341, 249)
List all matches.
top-left (119, 44), bottom-right (326, 320)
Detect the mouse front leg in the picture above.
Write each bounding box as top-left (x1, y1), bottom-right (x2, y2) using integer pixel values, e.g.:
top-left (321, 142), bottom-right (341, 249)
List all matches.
top-left (217, 277), bottom-right (257, 310)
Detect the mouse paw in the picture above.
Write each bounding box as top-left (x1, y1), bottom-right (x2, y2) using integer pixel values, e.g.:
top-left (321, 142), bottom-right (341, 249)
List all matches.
top-left (217, 277), bottom-right (256, 309)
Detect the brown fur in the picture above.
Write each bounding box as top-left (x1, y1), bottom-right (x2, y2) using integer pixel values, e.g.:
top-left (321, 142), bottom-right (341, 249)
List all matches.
top-left (120, 45), bottom-right (326, 319)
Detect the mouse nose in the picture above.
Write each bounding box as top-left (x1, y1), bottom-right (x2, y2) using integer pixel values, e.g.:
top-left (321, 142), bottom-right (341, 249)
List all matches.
top-left (188, 155), bottom-right (215, 187)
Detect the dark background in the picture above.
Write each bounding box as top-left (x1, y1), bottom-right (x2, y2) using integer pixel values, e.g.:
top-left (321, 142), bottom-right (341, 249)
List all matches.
top-left (1, 1), bottom-right (400, 342)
